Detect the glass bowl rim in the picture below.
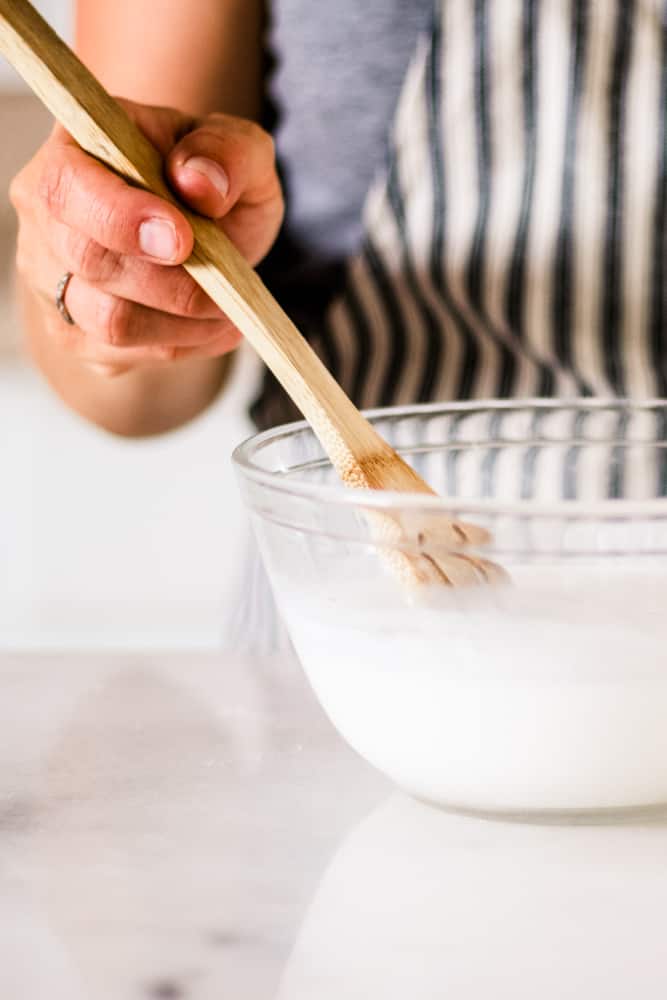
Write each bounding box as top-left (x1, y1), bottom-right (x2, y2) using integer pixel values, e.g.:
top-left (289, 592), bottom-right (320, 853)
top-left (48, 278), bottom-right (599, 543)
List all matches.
top-left (232, 398), bottom-right (667, 521)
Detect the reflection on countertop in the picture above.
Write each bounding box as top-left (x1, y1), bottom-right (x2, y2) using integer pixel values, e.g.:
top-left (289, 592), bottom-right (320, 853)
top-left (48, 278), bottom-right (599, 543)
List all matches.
top-left (2, 651), bottom-right (667, 999)
top-left (278, 793), bottom-right (667, 999)
top-left (0, 651), bottom-right (388, 1000)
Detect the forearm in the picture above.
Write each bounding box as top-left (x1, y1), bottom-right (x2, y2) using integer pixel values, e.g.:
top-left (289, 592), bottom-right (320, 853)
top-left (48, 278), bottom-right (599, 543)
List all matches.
top-left (76, 0), bottom-right (264, 120)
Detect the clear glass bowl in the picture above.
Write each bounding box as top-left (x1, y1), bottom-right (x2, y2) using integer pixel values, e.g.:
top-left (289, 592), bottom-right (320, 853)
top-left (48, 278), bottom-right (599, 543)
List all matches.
top-left (233, 400), bottom-right (667, 816)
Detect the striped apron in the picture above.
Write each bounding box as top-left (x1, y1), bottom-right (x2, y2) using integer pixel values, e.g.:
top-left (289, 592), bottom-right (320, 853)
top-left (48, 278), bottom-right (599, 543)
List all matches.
top-left (236, 0), bottom-right (667, 650)
top-left (253, 0), bottom-right (666, 428)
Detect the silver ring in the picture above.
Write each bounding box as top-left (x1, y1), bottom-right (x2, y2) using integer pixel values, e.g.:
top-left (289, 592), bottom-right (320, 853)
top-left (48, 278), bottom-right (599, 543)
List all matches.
top-left (55, 272), bottom-right (75, 326)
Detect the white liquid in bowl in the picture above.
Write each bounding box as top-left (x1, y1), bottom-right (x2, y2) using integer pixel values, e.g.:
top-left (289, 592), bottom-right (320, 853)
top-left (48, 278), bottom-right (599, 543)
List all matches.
top-left (280, 563), bottom-right (667, 813)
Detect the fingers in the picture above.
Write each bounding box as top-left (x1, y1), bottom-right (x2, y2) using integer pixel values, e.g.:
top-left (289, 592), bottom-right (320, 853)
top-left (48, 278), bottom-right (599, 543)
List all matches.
top-left (50, 220), bottom-right (224, 320)
top-left (166, 113), bottom-right (283, 263)
top-left (10, 99), bottom-right (284, 381)
top-left (47, 280), bottom-right (240, 372)
top-left (25, 233), bottom-right (241, 367)
top-left (63, 274), bottom-right (242, 352)
top-left (38, 107), bottom-right (282, 272)
top-left (168, 114), bottom-right (276, 213)
top-left (36, 129), bottom-right (194, 264)
top-left (17, 200), bottom-right (241, 369)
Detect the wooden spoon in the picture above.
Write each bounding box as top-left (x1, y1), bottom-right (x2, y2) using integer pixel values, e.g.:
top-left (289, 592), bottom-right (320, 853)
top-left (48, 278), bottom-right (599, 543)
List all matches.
top-left (0, 0), bottom-right (505, 588)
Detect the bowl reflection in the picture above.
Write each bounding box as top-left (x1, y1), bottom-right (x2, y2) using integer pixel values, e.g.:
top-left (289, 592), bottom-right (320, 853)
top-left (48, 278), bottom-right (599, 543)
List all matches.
top-left (277, 793), bottom-right (667, 999)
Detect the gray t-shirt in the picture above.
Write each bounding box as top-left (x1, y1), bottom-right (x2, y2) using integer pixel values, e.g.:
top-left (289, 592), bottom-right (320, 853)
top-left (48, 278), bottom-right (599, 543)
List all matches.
top-left (261, 1), bottom-right (433, 318)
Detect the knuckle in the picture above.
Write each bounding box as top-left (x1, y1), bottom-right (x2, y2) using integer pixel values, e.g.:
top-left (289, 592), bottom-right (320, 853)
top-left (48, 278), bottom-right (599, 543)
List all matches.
top-left (96, 293), bottom-right (132, 346)
top-left (153, 345), bottom-right (176, 362)
top-left (86, 362), bottom-right (127, 379)
top-left (247, 121), bottom-right (275, 160)
top-left (213, 316), bottom-right (235, 338)
top-left (174, 274), bottom-right (210, 318)
top-left (66, 229), bottom-right (120, 282)
top-left (8, 170), bottom-right (28, 212)
top-left (88, 191), bottom-right (121, 237)
top-left (38, 157), bottom-right (74, 221)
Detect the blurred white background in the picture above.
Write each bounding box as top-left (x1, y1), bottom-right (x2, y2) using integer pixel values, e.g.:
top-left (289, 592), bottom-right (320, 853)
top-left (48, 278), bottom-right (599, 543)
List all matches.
top-left (0, 0), bottom-right (258, 649)
top-left (0, 1), bottom-right (72, 89)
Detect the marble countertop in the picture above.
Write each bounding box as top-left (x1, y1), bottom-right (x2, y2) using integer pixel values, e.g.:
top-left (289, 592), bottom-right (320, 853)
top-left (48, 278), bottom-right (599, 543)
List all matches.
top-left (2, 651), bottom-right (667, 999)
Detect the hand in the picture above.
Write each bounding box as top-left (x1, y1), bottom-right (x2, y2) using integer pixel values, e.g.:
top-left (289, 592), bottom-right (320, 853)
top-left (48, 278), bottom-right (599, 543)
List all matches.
top-left (10, 99), bottom-right (284, 377)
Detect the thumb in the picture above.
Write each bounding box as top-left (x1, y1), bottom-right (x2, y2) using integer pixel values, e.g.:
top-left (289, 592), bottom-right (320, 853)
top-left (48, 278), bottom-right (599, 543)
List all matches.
top-left (166, 113), bottom-right (279, 221)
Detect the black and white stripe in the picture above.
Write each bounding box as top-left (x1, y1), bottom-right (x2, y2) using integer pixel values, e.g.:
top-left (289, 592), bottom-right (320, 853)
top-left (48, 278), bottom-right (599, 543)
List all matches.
top-left (552, 0), bottom-right (590, 390)
top-left (651, 3), bottom-right (667, 395)
top-left (254, 0), bottom-right (667, 430)
top-left (602, 0), bottom-right (636, 394)
top-left (426, 12), bottom-right (479, 402)
top-left (505, 0), bottom-right (541, 384)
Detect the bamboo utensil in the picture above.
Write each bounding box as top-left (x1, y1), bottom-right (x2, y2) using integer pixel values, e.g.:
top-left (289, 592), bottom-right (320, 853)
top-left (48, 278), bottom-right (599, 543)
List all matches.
top-left (0, 0), bottom-right (505, 587)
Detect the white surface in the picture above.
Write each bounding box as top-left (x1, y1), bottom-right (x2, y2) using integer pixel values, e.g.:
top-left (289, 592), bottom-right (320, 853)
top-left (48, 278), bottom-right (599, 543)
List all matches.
top-left (283, 562), bottom-right (667, 812)
top-left (0, 1), bottom-right (72, 90)
top-left (2, 649), bottom-right (667, 999)
top-left (0, 353), bottom-right (257, 649)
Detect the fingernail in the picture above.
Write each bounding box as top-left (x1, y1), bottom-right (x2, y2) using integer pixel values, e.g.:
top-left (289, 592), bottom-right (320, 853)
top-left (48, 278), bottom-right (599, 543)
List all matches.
top-left (180, 156), bottom-right (229, 199)
top-left (139, 218), bottom-right (177, 261)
